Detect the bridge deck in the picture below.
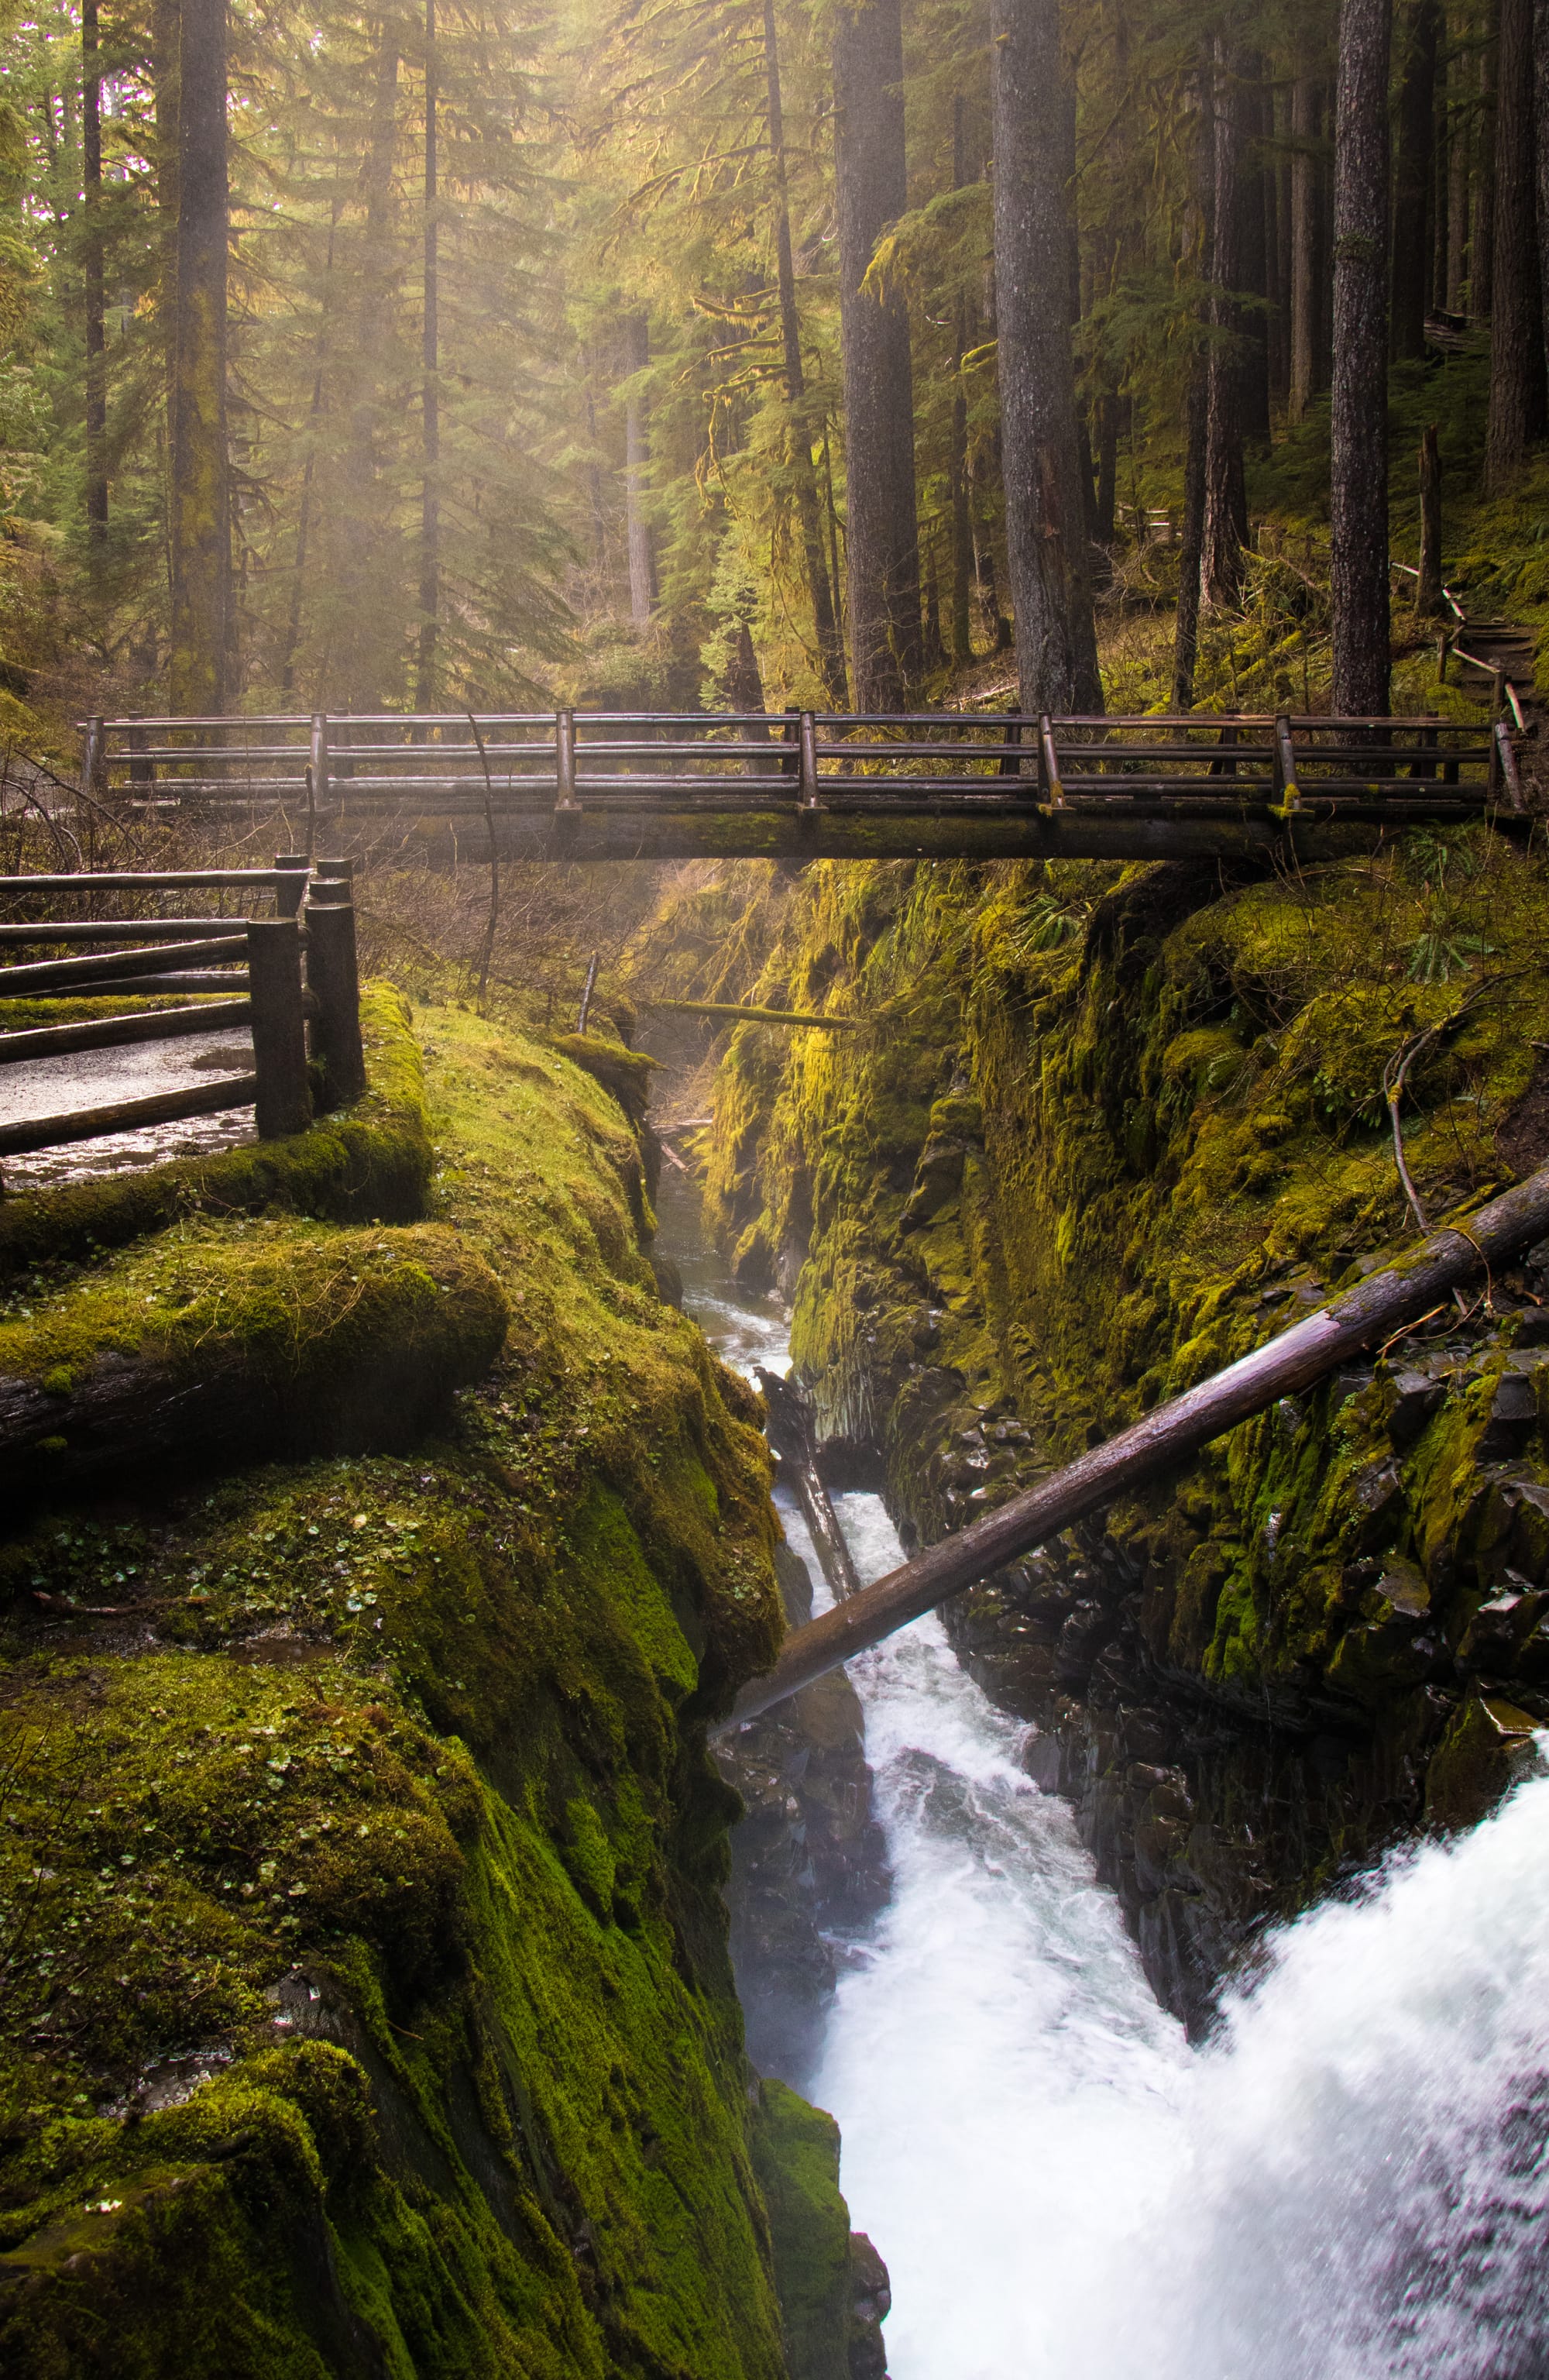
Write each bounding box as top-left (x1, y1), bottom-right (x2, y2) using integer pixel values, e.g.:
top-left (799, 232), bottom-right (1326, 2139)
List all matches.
top-left (77, 708), bottom-right (1523, 862)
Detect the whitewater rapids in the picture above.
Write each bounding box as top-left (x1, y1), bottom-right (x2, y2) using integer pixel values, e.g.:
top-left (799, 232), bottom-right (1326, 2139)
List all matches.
top-left (665, 1181), bottom-right (1549, 2380)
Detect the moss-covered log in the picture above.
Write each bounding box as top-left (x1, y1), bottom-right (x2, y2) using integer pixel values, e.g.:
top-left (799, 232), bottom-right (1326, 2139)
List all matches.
top-left (0, 1223), bottom-right (507, 1498)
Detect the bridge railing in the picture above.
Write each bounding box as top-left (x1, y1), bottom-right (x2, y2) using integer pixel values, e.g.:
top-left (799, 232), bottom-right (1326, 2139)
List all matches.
top-left (75, 709), bottom-right (1521, 827)
top-left (0, 858), bottom-right (364, 1164)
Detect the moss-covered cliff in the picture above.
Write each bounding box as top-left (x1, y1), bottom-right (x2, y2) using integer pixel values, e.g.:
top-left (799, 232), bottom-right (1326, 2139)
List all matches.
top-left (657, 829), bottom-right (1549, 2023)
top-left (0, 989), bottom-right (867, 2374)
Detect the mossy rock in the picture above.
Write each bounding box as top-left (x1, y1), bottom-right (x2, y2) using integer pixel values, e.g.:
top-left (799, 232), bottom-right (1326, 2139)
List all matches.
top-left (1424, 1693), bottom-right (1540, 1829)
top-left (751, 2079), bottom-right (852, 2380)
top-left (0, 1220), bottom-right (507, 1501)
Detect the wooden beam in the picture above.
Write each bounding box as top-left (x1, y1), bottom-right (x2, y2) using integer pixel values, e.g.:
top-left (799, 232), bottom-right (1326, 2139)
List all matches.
top-left (1, 937), bottom-right (246, 993)
top-left (0, 1075), bottom-right (257, 1159)
top-left (715, 1161), bottom-right (1549, 1728)
top-left (0, 999), bottom-right (250, 1064)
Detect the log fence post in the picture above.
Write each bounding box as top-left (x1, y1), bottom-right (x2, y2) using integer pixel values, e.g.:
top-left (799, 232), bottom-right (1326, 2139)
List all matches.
top-left (273, 854), bottom-right (309, 917)
top-left (304, 874), bottom-right (366, 1108)
top-left (308, 714), bottom-right (330, 858)
top-left (246, 918), bottom-right (312, 1140)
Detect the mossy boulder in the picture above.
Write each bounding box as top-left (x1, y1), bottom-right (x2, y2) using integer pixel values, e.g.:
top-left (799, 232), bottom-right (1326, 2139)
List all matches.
top-left (0, 1221), bottom-right (507, 1501)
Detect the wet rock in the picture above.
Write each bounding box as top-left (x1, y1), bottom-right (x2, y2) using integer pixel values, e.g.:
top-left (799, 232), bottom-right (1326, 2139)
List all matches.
top-left (718, 1543), bottom-right (889, 2086)
top-left (1424, 1694), bottom-right (1541, 1829)
top-left (847, 2234), bottom-right (891, 2380)
top-left (1385, 1367), bottom-right (1447, 1448)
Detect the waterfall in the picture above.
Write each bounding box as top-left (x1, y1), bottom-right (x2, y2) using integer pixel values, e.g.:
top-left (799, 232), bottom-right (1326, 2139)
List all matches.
top-left (661, 1179), bottom-right (1549, 2380)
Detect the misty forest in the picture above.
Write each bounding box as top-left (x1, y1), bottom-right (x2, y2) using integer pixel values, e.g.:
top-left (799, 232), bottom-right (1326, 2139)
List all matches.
top-left (11, 0), bottom-right (1549, 2374)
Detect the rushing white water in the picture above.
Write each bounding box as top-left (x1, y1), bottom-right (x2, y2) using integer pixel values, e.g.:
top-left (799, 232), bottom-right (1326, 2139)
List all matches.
top-left (661, 1177), bottom-right (1549, 2380)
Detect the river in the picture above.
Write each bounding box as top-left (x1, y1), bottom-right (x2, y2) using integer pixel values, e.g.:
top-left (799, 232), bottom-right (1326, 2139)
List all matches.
top-left (658, 1168), bottom-right (1549, 2380)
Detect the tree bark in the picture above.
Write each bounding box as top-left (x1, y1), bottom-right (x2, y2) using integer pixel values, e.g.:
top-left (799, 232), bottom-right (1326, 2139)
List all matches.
top-left (1267, 77), bottom-right (1290, 404)
top-left (167, 0), bottom-right (230, 714)
top-left (416, 0), bottom-right (438, 707)
top-left (1417, 422), bottom-right (1444, 611)
top-left (338, 25), bottom-right (399, 708)
top-left (1431, 42), bottom-right (1449, 310)
top-left (1448, 43), bottom-right (1470, 311)
top-left (623, 314), bottom-right (652, 631)
top-left (1535, 0), bottom-right (1549, 382)
top-left (990, 0), bottom-right (1101, 713)
top-left (1289, 72), bottom-right (1320, 421)
top-left (1203, 39), bottom-right (1247, 606)
top-left (1475, 0), bottom-right (1499, 317)
top-left (949, 96), bottom-right (974, 665)
top-left (833, 0), bottom-right (921, 707)
top-left (278, 211), bottom-right (338, 698)
top-left (764, 0), bottom-right (847, 706)
top-left (1238, 61), bottom-right (1273, 445)
top-left (1331, 0), bottom-right (1393, 716)
top-left (1485, 0), bottom-right (1546, 488)
top-left (1392, 0), bottom-right (1439, 358)
top-left (82, 0), bottom-right (108, 573)
top-left (1174, 50), bottom-right (1212, 707)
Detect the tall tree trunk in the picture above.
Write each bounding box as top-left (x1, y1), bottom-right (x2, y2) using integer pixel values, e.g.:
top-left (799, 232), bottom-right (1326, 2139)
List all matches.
top-left (1290, 71), bottom-right (1320, 421)
top-left (1094, 390), bottom-right (1119, 543)
top-left (1432, 46), bottom-right (1449, 310)
top-left (1448, 46), bottom-right (1471, 310)
top-left (990, 0), bottom-right (1100, 712)
top-left (1203, 38), bottom-right (1248, 605)
top-left (278, 210), bottom-right (338, 698)
top-left (1475, 0), bottom-right (1499, 317)
top-left (764, 0), bottom-right (847, 705)
top-left (82, 0), bottom-right (107, 577)
top-left (152, 0), bottom-right (179, 435)
top-left (1174, 52), bottom-right (1213, 708)
top-left (168, 0), bottom-right (230, 714)
top-left (1392, 0), bottom-right (1439, 356)
top-left (1238, 61), bottom-right (1273, 445)
top-left (338, 27), bottom-right (399, 708)
top-left (948, 97), bottom-right (974, 665)
top-left (1535, 0), bottom-right (1549, 382)
top-left (1266, 78), bottom-right (1290, 404)
top-left (833, 0), bottom-right (921, 707)
top-left (416, 0), bottom-right (438, 707)
top-left (1331, 0), bottom-right (1393, 715)
top-left (1485, 0), bottom-right (1546, 486)
top-left (623, 314), bottom-right (652, 631)
top-left (1417, 422), bottom-right (1444, 611)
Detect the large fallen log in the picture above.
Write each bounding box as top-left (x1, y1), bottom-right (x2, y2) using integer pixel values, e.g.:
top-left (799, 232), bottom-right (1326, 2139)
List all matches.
top-left (716, 1163), bottom-right (1549, 1729)
top-left (644, 999), bottom-right (857, 1030)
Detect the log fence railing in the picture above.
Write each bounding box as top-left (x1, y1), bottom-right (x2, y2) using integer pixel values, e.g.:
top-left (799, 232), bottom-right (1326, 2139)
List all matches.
top-left (0, 858), bottom-right (364, 1163)
top-left (73, 707), bottom-right (1522, 863)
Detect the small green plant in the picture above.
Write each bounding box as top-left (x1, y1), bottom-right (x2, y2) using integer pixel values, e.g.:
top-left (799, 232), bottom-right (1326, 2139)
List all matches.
top-left (1407, 929), bottom-right (1496, 985)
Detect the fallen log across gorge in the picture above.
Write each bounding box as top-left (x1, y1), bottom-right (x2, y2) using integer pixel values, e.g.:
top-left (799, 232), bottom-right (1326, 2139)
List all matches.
top-left (716, 1161), bottom-right (1549, 1729)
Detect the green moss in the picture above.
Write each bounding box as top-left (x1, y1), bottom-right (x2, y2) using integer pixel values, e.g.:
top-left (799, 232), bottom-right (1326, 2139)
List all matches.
top-left (0, 996), bottom-right (807, 2378)
top-left (750, 2080), bottom-right (851, 2380)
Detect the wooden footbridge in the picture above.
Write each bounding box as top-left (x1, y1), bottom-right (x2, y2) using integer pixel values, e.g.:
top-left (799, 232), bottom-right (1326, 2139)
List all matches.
top-left (77, 708), bottom-right (1527, 864)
